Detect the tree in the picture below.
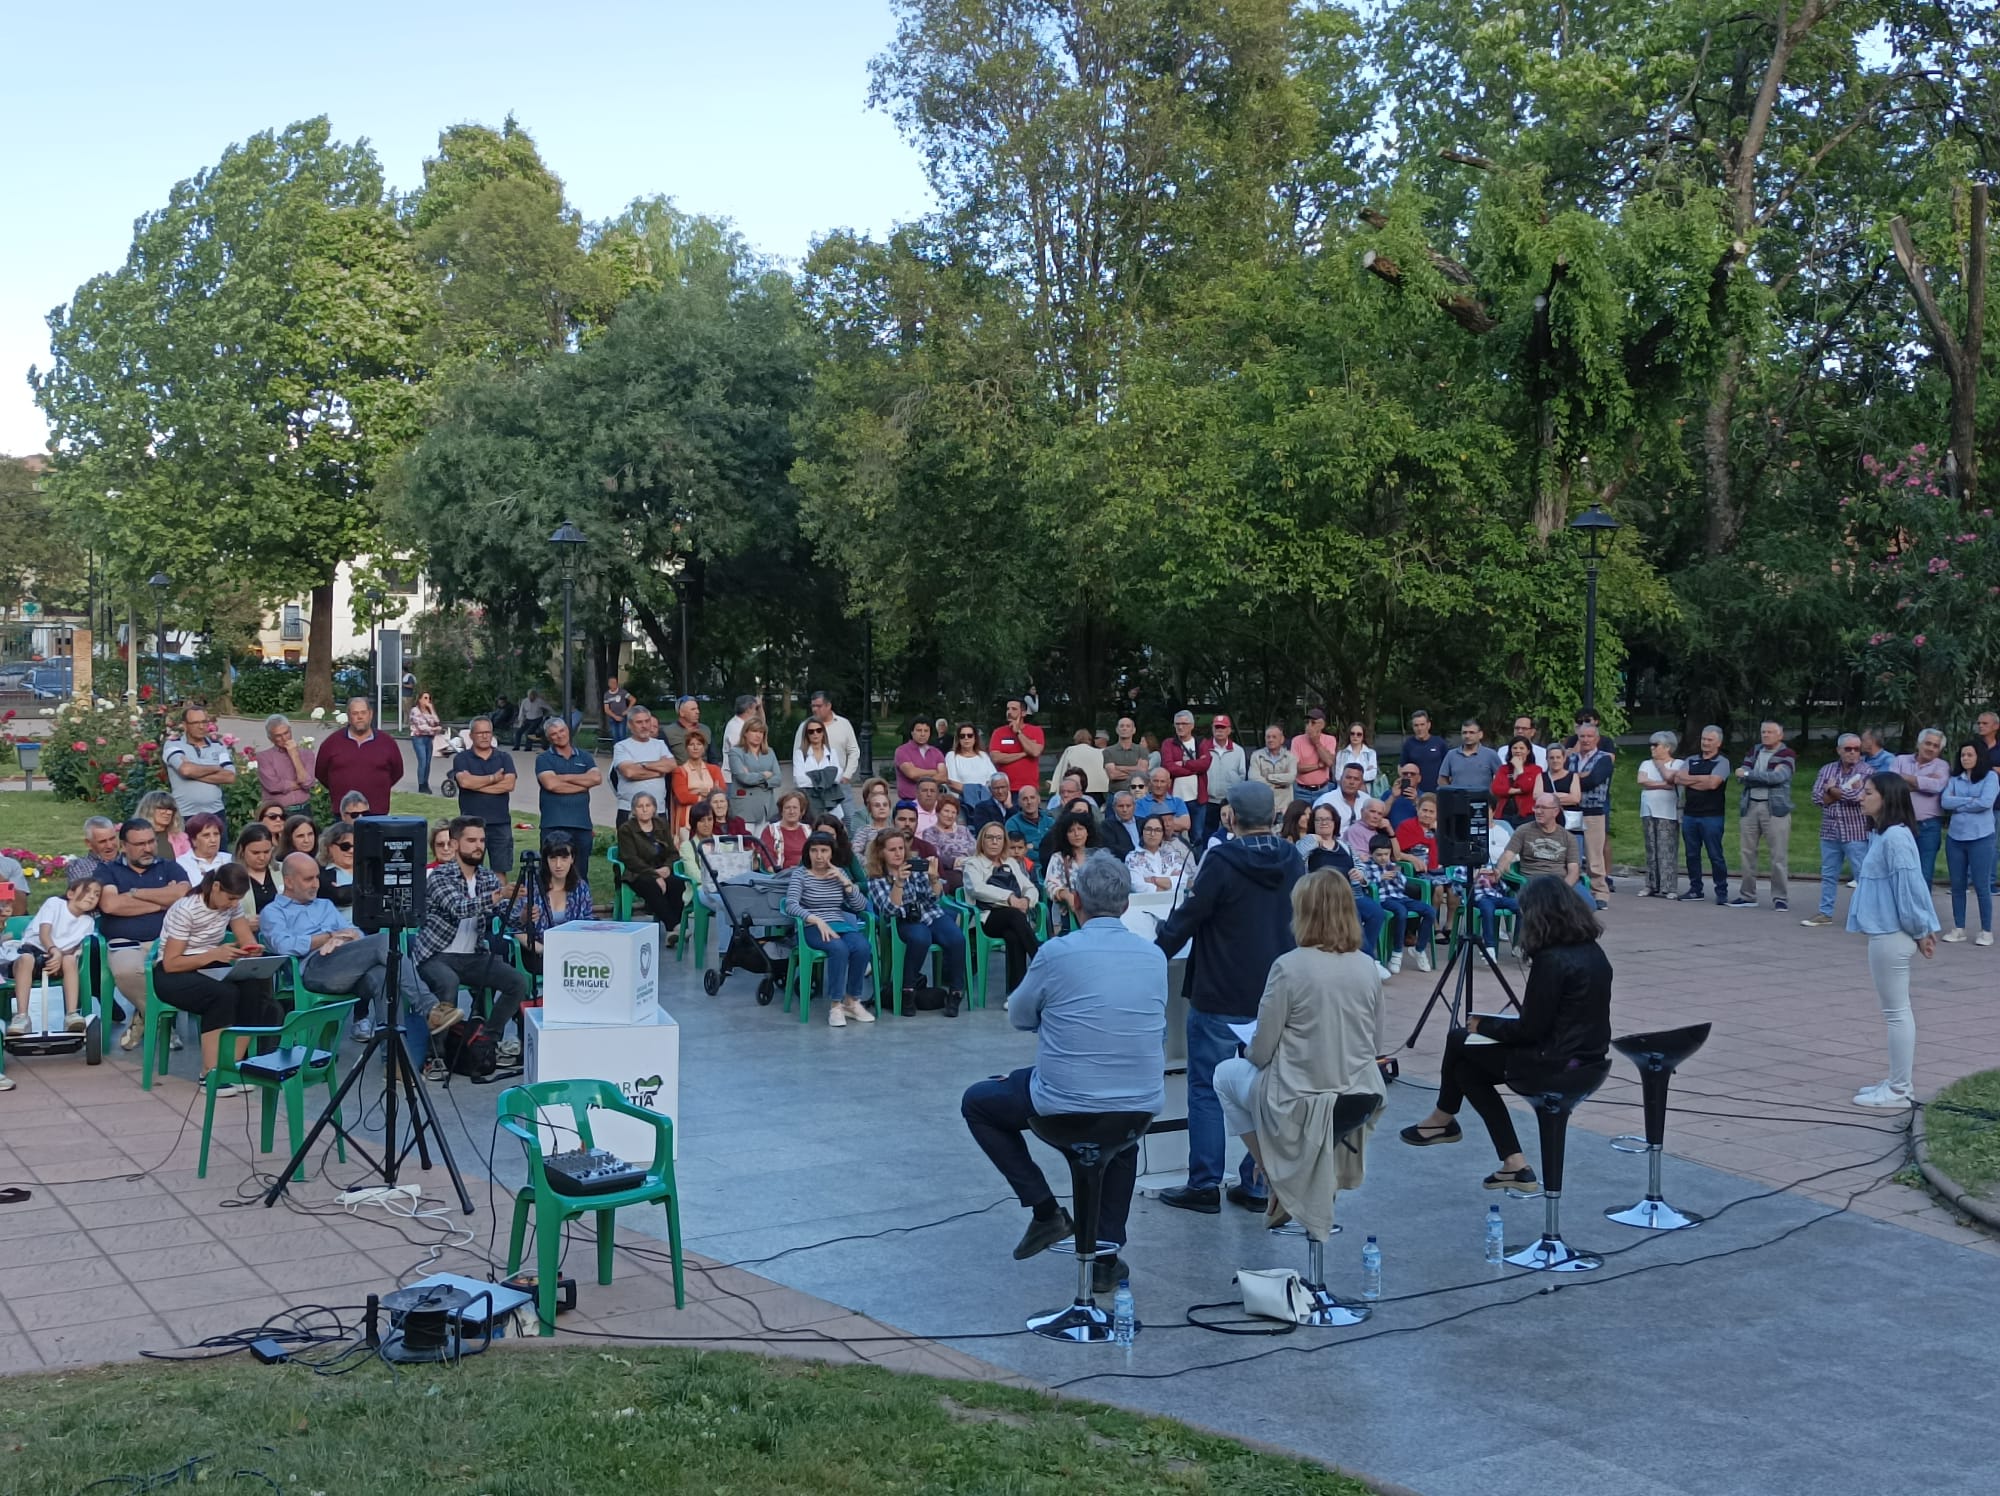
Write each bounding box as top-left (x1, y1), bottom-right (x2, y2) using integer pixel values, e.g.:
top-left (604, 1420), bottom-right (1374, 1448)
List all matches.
top-left (0, 458), bottom-right (89, 615)
top-left (31, 118), bottom-right (427, 708)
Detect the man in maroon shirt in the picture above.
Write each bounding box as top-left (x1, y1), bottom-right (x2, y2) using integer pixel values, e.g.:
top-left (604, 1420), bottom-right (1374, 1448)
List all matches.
top-left (988, 697), bottom-right (1046, 797)
top-left (315, 696), bottom-right (406, 815)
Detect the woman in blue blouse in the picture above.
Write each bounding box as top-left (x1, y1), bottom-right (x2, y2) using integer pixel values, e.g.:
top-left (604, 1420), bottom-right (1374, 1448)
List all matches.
top-left (1940, 741), bottom-right (1998, 945)
top-left (1846, 774), bottom-right (1940, 1108)
top-left (507, 832), bottom-right (593, 979)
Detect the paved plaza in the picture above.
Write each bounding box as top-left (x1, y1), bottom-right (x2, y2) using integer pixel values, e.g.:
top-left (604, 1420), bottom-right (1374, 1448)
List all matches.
top-left (1, 874), bottom-right (1996, 1494)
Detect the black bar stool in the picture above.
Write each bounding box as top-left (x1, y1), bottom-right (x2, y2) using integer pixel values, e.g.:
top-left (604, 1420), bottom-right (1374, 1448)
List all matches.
top-left (1605, 1022), bottom-right (1711, 1231)
top-left (1295, 1091), bottom-right (1383, 1326)
top-left (1504, 1057), bottom-right (1612, 1272)
top-left (1025, 1110), bottom-right (1154, 1343)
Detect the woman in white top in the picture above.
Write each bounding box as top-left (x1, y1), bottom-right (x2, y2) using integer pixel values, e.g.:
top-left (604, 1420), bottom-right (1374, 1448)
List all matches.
top-left (794, 719), bottom-right (847, 821)
top-left (178, 813), bottom-right (234, 883)
top-left (945, 724), bottom-right (1001, 808)
top-left (959, 820), bottom-right (1041, 994)
top-left (6, 876), bottom-right (102, 1043)
top-left (1125, 814), bottom-right (1190, 892)
top-left (1333, 724), bottom-right (1378, 787)
top-left (149, 864), bottom-right (277, 1091)
top-left (1634, 730), bottom-right (1685, 898)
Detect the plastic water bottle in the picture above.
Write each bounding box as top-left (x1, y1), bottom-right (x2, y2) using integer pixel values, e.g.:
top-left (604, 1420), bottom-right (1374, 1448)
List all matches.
top-left (1111, 1281), bottom-right (1136, 1347)
top-left (1360, 1236), bottom-right (1382, 1301)
top-left (1485, 1204), bottom-right (1506, 1265)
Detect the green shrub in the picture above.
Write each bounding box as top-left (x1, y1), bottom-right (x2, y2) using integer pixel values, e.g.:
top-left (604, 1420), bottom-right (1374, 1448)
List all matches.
top-left (231, 664), bottom-right (305, 717)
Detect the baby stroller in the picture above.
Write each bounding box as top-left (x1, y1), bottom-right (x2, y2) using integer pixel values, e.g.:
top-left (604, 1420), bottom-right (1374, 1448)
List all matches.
top-left (695, 838), bottom-right (793, 1004)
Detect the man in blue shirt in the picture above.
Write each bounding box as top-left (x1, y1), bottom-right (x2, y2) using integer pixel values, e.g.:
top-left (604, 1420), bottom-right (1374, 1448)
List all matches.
top-left (534, 716), bottom-right (601, 856)
top-left (262, 853), bottom-right (440, 1046)
top-left (1134, 766), bottom-right (1191, 840)
top-left (1003, 785), bottom-right (1051, 851)
top-left (1859, 728), bottom-right (1895, 775)
top-left (98, 818), bottom-right (191, 1046)
top-left (1398, 710), bottom-right (1449, 793)
top-left (961, 852), bottom-right (1166, 1292)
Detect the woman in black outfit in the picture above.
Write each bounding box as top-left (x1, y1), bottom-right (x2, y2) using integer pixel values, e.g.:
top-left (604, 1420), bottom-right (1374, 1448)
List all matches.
top-left (1398, 874), bottom-right (1612, 1189)
top-left (617, 790), bottom-right (685, 938)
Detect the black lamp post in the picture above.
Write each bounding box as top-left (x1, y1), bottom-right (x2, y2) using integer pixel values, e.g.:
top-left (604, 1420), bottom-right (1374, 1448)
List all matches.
top-left (1570, 504), bottom-right (1621, 716)
top-left (365, 587), bottom-right (384, 723)
top-left (549, 520), bottom-right (587, 726)
top-left (147, 571), bottom-right (170, 702)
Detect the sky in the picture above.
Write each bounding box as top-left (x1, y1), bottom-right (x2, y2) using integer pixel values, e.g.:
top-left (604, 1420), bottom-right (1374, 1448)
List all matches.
top-left (0, 0), bottom-right (934, 456)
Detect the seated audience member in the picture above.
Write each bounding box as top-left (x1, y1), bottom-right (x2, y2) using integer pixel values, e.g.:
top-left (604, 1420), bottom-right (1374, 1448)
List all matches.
top-left (960, 821), bottom-right (1042, 994)
top-left (851, 777), bottom-right (896, 860)
top-left (1004, 784), bottom-right (1051, 850)
top-left (233, 824), bottom-right (280, 922)
top-left (138, 790), bottom-right (191, 860)
top-left (784, 831), bottom-right (875, 1025)
top-left (1125, 814), bottom-right (1190, 893)
top-left (1302, 803), bottom-right (1354, 873)
top-left (151, 865), bottom-right (279, 1090)
top-left (1399, 875), bottom-right (1611, 1190)
top-left (1006, 829), bottom-right (1036, 877)
top-left (618, 792), bottom-right (688, 935)
top-left (1384, 762), bottom-right (1424, 828)
top-left (866, 829), bottom-right (969, 1015)
top-left (965, 776), bottom-right (1015, 835)
top-left (959, 852), bottom-right (1166, 1288)
top-left (1354, 834), bottom-right (1435, 974)
top-left (337, 791), bottom-right (370, 827)
top-left (428, 822), bottom-right (456, 869)
top-left (319, 825), bottom-right (357, 909)
top-left (705, 787), bottom-right (750, 839)
top-left (279, 814), bottom-right (321, 864)
top-left (1468, 864), bottom-right (1520, 959)
top-left (68, 815), bottom-right (122, 882)
top-left (889, 801), bottom-right (941, 881)
top-left (263, 851), bottom-right (438, 1044)
top-left (1314, 763), bottom-right (1371, 834)
top-left (414, 818), bottom-right (531, 1062)
top-left (7, 875), bottom-right (101, 1037)
top-left (1208, 870), bottom-right (1385, 1236)
top-left (1101, 790), bottom-right (1143, 859)
top-left (1341, 798), bottom-right (1390, 862)
top-left (809, 814), bottom-right (858, 876)
top-left (101, 817), bottom-right (192, 1051)
top-left (1134, 767), bottom-right (1191, 841)
top-left (913, 778), bottom-right (943, 837)
top-left (178, 812), bottom-right (233, 883)
top-left (1041, 806), bottom-right (1101, 933)
top-left (506, 833), bottom-right (593, 978)
top-left (759, 790), bottom-right (812, 872)
top-left (927, 796), bottom-right (976, 892)
top-left (1395, 794), bottom-right (1443, 871)
top-left (1496, 793), bottom-right (1583, 893)
top-left (1279, 800), bottom-right (1311, 851)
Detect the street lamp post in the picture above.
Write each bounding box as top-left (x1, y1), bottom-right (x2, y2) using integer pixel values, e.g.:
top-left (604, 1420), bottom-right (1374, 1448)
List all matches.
top-left (365, 587), bottom-right (384, 725)
top-left (1569, 505), bottom-right (1622, 717)
top-left (147, 572), bottom-right (170, 703)
top-left (548, 521), bottom-right (587, 728)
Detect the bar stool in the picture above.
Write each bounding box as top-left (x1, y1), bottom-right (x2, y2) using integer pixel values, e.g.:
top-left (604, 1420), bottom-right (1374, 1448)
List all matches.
top-left (1605, 1022), bottom-right (1711, 1231)
top-left (1294, 1091), bottom-right (1384, 1326)
top-left (1025, 1110), bottom-right (1154, 1343)
top-left (1504, 1058), bottom-right (1612, 1272)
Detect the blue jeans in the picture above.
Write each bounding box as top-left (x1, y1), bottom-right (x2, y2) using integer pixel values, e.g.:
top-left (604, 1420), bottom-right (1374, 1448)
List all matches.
top-left (1819, 837), bottom-right (1871, 918)
top-left (1946, 832), bottom-right (1996, 932)
top-left (1352, 894), bottom-right (1386, 961)
top-left (1682, 814), bottom-right (1727, 895)
top-left (1381, 895), bottom-right (1434, 952)
top-left (803, 922), bottom-right (873, 999)
top-left (897, 916), bottom-right (968, 990)
top-left (1186, 1008), bottom-right (1261, 1196)
top-left (413, 735), bottom-right (434, 792)
top-left (1474, 893), bottom-right (1519, 949)
top-left (1916, 817), bottom-right (1942, 886)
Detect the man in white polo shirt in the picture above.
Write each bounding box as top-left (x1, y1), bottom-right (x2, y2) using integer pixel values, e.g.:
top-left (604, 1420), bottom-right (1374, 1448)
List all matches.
top-left (611, 706), bottom-right (673, 827)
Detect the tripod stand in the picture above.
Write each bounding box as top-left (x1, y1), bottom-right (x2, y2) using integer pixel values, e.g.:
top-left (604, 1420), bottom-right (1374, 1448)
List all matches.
top-left (263, 936), bottom-right (474, 1214)
top-left (1403, 866), bottom-right (1520, 1050)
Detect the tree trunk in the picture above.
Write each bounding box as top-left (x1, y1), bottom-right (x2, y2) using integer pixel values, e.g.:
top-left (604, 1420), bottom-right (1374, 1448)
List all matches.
top-left (1889, 185), bottom-right (1986, 508)
top-left (303, 577), bottom-right (336, 712)
top-left (1703, 341), bottom-right (1744, 555)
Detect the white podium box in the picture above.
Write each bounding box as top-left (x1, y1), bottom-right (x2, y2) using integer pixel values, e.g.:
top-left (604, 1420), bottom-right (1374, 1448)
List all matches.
top-left (542, 921), bottom-right (661, 1027)
top-left (522, 1007), bottom-right (680, 1163)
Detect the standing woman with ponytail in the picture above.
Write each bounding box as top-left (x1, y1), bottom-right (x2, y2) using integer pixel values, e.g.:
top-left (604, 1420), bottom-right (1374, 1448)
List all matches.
top-left (1846, 773), bottom-right (1939, 1108)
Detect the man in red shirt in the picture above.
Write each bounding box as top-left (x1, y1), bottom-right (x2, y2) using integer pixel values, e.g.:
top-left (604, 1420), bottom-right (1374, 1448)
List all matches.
top-left (315, 696), bottom-right (406, 815)
top-left (988, 697), bottom-right (1045, 797)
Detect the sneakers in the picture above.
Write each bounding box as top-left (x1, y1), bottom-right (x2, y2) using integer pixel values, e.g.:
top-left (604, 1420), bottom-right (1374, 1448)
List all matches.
top-left (1800, 914), bottom-right (1834, 927)
top-left (426, 1002), bottom-right (462, 1036)
top-left (422, 1056), bottom-right (449, 1082)
top-left (0, 1073), bottom-right (13, 1091)
top-left (118, 1016), bottom-right (143, 1051)
top-left (496, 1036), bottom-right (522, 1060)
top-left (5, 1012), bottom-right (27, 1037)
top-left (1375, 962), bottom-right (1393, 981)
top-left (169, 1028), bottom-right (184, 1051)
top-left (828, 1004), bottom-right (846, 1027)
top-left (1943, 928), bottom-right (1967, 943)
top-left (1714, 891), bottom-right (1729, 906)
top-left (64, 1012), bottom-right (87, 1034)
top-left (944, 989), bottom-right (963, 1018)
top-left (1481, 945), bottom-right (1499, 965)
top-left (1675, 889), bottom-right (1705, 902)
top-left (1387, 952), bottom-right (1403, 976)
top-left (1979, 932), bottom-right (1994, 947)
top-left (1851, 1082), bottom-right (1914, 1109)
top-left (1414, 949), bottom-right (1433, 973)
top-left (1726, 895), bottom-right (1758, 908)
top-left (841, 998), bottom-right (876, 1023)
top-left (351, 1017), bottom-right (377, 1042)
top-left (1772, 899), bottom-right (1788, 912)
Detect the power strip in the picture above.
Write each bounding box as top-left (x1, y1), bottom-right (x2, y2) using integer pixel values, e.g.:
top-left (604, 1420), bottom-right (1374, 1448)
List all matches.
top-left (338, 1184), bottom-right (423, 1207)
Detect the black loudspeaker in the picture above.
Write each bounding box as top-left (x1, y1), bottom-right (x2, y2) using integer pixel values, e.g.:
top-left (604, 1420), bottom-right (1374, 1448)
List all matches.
top-left (1435, 788), bottom-right (1490, 868)
top-left (353, 816), bottom-right (429, 932)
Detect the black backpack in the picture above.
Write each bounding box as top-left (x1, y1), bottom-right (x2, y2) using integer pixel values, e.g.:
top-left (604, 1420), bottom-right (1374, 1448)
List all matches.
top-left (439, 1018), bottom-right (498, 1079)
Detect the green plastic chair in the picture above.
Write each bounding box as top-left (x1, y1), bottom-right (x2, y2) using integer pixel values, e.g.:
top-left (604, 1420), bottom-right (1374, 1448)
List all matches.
top-left (606, 846), bottom-right (635, 922)
top-left (499, 1078), bottom-right (684, 1335)
top-left (786, 912), bottom-right (884, 1023)
top-left (0, 916), bottom-right (108, 1038)
top-left (139, 940), bottom-right (180, 1091)
top-left (197, 998), bottom-right (356, 1181)
top-left (941, 894), bottom-right (1000, 1010)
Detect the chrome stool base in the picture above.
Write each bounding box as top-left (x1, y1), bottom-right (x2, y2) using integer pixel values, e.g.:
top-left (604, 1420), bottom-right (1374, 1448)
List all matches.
top-left (1028, 1301), bottom-right (1121, 1343)
top-left (1505, 1234), bottom-right (1602, 1272)
top-left (1606, 1197), bottom-right (1703, 1231)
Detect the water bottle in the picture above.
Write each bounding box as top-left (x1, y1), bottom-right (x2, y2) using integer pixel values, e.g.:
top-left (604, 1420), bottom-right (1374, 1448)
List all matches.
top-left (1360, 1236), bottom-right (1382, 1301)
top-left (1485, 1204), bottom-right (1505, 1265)
top-left (1111, 1281), bottom-right (1136, 1347)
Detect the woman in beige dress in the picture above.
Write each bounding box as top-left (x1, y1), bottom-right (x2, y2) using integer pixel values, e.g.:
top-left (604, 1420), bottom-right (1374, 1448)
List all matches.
top-left (1211, 870), bottom-right (1386, 1241)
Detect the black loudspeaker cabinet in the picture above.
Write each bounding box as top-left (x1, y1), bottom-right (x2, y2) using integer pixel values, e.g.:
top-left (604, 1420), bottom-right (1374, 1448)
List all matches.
top-left (353, 816), bottom-right (429, 933)
top-left (1434, 787), bottom-right (1490, 869)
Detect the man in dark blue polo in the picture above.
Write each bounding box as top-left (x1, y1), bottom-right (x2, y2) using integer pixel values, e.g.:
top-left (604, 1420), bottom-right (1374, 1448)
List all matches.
top-left (97, 817), bottom-right (191, 1051)
top-left (534, 716), bottom-right (601, 857)
top-left (1398, 710), bottom-right (1449, 793)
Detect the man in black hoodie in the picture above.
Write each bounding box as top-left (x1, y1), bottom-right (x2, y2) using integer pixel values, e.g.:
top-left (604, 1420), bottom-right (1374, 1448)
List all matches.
top-left (1152, 780), bottom-right (1303, 1213)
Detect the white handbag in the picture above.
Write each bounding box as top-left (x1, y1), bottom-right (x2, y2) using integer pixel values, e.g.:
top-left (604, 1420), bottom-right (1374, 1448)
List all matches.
top-left (1235, 1268), bottom-right (1315, 1324)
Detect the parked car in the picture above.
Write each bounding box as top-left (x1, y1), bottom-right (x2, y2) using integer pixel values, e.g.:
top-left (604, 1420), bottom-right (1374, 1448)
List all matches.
top-left (28, 665), bottom-right (72, 699)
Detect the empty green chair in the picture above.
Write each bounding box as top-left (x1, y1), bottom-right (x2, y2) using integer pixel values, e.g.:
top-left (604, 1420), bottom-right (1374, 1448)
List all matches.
top-left (197, 998), bottom-right (356, 1182)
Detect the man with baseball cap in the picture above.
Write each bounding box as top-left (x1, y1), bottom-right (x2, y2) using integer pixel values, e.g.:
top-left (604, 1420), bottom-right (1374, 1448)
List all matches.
top-left (1152, 780), bottom-right (1302, 1215)
top-left (1204, 715), bottom-right (1248, 844)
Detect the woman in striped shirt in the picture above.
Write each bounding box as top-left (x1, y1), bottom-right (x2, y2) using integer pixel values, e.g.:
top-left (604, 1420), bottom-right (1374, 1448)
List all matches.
top-left (785, 832), bottom-right (875, 1026)
top-left (151, 865), bottom-right (280, 1094)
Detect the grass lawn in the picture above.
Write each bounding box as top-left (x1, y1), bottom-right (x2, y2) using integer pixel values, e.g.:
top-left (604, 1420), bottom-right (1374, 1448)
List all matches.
top-left (0, 1345), bottom-right (1369, 1495)
top-left (0, 792), bottom-right (616, 914)
top-left (1924, 1069), bottom-right (2000, 1204)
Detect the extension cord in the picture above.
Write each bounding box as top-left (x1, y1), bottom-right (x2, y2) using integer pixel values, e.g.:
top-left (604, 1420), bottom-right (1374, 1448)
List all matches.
top-left (339, 1184), bottom-right (422, 1207)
